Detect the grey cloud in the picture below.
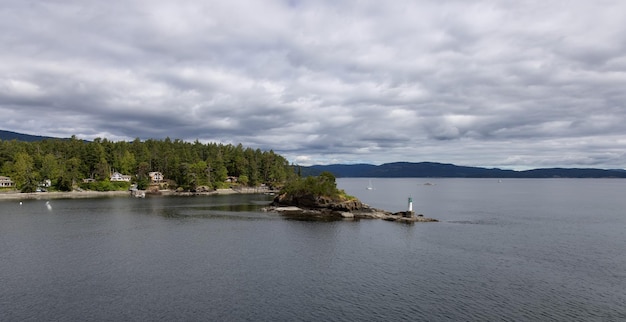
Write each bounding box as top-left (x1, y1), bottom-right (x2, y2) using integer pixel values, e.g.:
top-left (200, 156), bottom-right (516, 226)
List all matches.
top-left (2, 0), bottom-right (626, 169)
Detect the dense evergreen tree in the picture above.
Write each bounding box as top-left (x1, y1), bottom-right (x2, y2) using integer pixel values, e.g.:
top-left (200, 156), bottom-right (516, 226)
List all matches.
top-left (40, 153), bottom-right (60, 186)
top-left (0, 137), bottom-right (295, 192)
top-left (10, 152), bottom-right (37, 192)
top-left (279, 171), bottom-right (350, 200)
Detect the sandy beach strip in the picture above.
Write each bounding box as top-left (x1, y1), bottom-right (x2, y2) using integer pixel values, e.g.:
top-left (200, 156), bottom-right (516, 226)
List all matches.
top-left (0, 187), bottom-right (276, 201)
top-left (0, 190), bottom-right (131, 200)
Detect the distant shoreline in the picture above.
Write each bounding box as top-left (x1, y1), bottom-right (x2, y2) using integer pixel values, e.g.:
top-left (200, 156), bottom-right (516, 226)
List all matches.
top-left (0, 188), bottom-right (274, 201)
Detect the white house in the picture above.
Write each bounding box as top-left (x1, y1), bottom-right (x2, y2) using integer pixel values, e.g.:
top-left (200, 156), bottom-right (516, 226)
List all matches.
top-left (225, 176), bottom-right (238, 183)
top-left (149, 171), bottom-right (164, 183)
top-left (110, 172), bottom-right (132, 182)
top-left (0, 176), bottom-right (14, 187)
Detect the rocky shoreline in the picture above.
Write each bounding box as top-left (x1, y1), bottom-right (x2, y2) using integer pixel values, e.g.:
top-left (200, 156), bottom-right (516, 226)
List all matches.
top-left (0, 188), bottom-right (273, 200)
top-left (262, 205), bottom-right (438, 223)
top-left (264, 193), bottom-right (438, 223)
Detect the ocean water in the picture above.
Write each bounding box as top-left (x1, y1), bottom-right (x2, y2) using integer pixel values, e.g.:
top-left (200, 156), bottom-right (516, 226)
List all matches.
top-left (1, 179), bottom-right (625, 321)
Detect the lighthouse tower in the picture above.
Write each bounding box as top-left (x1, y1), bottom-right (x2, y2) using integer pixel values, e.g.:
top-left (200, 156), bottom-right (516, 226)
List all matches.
top-left (405, 197), bottom-right (415, 218)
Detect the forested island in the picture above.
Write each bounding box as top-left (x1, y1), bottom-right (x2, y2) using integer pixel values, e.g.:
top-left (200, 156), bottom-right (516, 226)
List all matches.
top-left (0, 136), bottom-right (295, 193)
top-left (267, 171), bottom-right (438, 222)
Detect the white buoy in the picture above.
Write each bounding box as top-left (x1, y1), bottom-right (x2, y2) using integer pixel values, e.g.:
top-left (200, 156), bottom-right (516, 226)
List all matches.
top-left (46, 201), bottom-right (52, 210)
top-left (19, 201), bottom-right (23, 205)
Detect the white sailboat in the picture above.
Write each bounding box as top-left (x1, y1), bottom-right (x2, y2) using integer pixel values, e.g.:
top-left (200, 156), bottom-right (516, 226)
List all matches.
top-left (366, 179), bottom-right (373, 190)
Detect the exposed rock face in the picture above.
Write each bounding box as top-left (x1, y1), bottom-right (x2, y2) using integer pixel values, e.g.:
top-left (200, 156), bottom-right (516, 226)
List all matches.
top-left (272, 193), bottom-right (366, 211)
top-left (268, 193), bottom-right (438, 223)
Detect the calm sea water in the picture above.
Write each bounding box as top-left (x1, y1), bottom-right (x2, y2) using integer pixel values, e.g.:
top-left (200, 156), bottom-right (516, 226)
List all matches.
top-left (1, 179), bottom-right (625, 321)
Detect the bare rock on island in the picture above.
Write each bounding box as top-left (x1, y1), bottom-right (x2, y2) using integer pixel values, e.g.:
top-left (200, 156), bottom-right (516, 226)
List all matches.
top-left (266, 193), bottom-right (438, 223)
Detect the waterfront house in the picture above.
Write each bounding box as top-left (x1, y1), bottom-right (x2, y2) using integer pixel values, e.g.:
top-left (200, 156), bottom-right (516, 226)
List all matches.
top-left (110, 172), bottom-right (132, 182)
top-left (149, 172), bottom-right (164, 183)
top-left (0, 176), bottom-right (15, 187)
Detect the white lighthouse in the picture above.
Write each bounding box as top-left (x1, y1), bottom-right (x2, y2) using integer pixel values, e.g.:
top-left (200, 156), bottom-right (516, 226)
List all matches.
top-left (404, 197), bottom-right (415, 218)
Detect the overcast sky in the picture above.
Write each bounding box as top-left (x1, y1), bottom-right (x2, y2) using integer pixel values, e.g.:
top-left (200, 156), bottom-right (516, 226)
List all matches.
top-left (2, 0), bottom-right (626, 169)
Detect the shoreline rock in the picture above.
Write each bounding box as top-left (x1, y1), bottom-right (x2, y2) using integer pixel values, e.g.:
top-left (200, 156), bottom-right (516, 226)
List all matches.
top-left (265, 193), bottom-right (438, 223)
top-left (262, 205), bottom-right (438, 222)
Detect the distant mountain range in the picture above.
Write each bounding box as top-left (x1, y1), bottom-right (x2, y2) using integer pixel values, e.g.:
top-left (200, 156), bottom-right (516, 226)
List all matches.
top-left (302, 162), bottom-right (626, 178)
top-left (3, 130), bottom-right (625, 178)
top-left (0, 130), bottom-right (64, 142)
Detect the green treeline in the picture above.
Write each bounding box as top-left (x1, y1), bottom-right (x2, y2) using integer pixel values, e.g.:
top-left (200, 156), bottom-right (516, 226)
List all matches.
top-left (0, 136), bottom-right (296, 192)
top-left (280, 171), bottom-right (354, 201)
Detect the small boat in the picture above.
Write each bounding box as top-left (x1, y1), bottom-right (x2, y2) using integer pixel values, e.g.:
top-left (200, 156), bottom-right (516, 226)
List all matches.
top-left (366, 180), bottom-right (373, 190)
top-left (130, 188), bottom-right (146, 198)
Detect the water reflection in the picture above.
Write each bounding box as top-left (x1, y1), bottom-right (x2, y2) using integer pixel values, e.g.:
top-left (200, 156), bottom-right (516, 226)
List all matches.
top-left (157, 204), bottom-right (276, 221)
top-left (119, 194), bottom-right (276, 220)
top-left (204, 203), bottom-right (266, 212)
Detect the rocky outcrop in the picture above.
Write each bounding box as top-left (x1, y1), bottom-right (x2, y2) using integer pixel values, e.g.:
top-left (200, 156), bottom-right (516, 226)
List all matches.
top-left (271, 193), bottom-right (366, 211)
top-left (266, 193), bottom-right (438, 223)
